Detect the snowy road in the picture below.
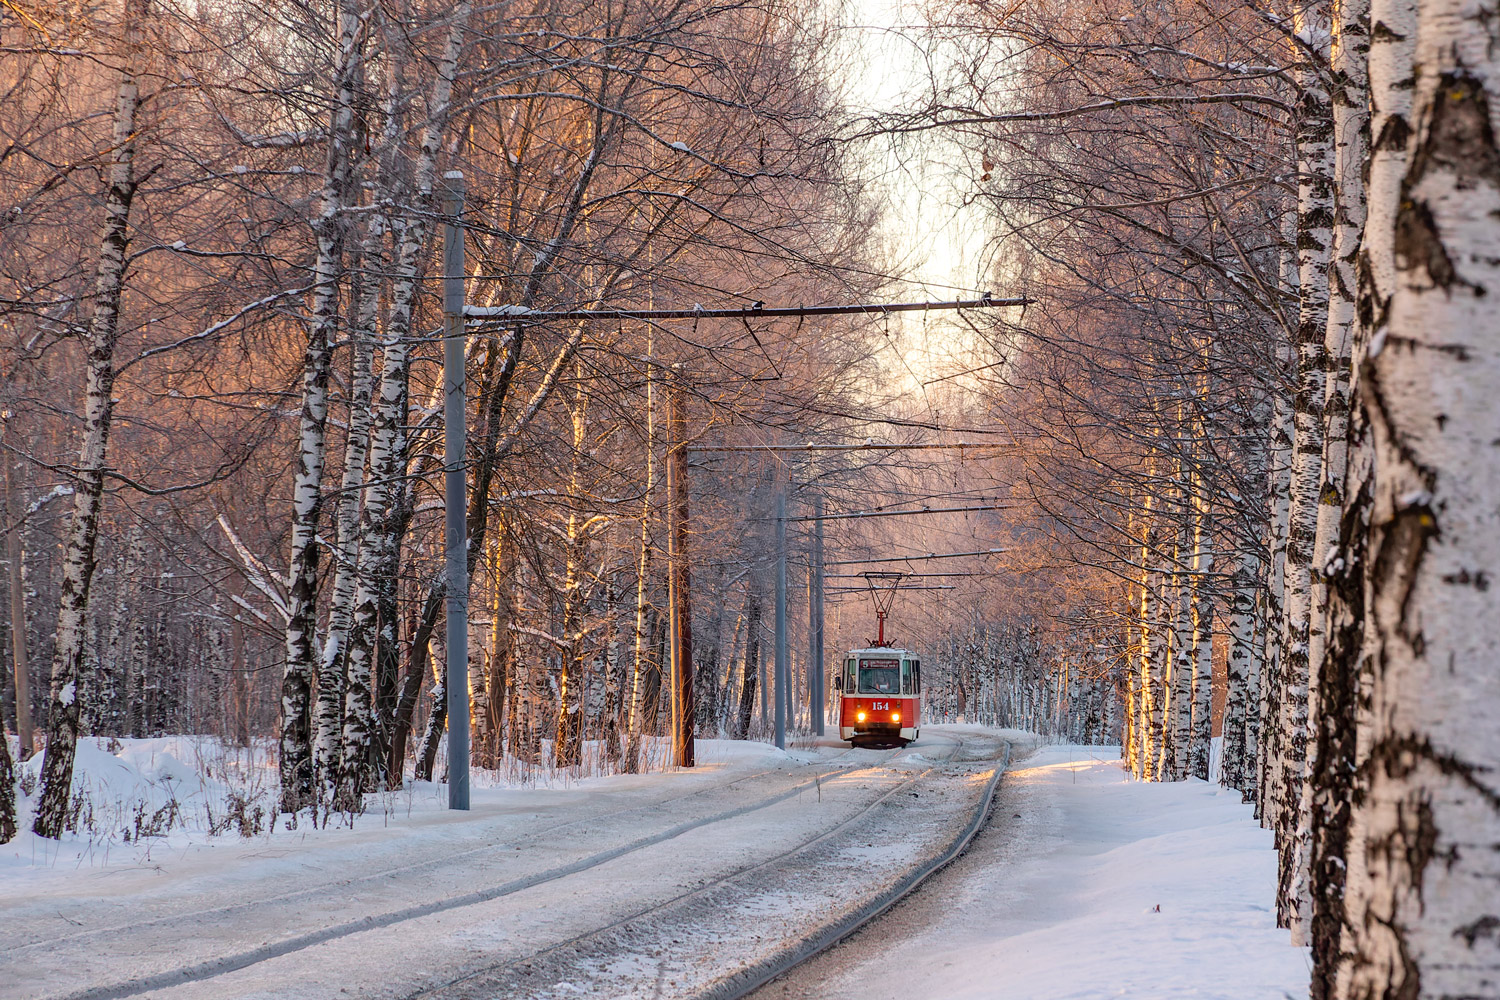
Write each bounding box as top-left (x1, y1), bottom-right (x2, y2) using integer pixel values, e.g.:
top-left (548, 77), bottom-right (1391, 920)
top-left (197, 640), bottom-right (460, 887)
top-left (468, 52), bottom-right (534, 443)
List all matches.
top-left (4, 729), bottom-right (1010, 1000)
top-left (744, 742), bottom-right (1309, 1000)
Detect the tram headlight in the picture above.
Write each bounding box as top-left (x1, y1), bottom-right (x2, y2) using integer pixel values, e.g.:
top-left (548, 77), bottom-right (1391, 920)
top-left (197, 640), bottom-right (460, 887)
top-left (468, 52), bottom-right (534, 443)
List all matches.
top-left (856, 711), bottom-right (866, 722)
top-left (893, 713), bottom-right (900, 722)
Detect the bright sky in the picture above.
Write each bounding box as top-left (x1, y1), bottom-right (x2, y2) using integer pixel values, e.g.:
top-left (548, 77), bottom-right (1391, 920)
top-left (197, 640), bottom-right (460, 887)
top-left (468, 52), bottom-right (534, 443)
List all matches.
top-left (835, 0), bottom-right (996, 393)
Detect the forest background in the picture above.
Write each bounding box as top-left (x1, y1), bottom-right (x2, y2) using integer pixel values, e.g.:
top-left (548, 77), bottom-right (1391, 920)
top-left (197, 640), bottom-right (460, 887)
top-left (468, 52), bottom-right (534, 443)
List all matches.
top-left (2, 0), bottom-right (1496, 996)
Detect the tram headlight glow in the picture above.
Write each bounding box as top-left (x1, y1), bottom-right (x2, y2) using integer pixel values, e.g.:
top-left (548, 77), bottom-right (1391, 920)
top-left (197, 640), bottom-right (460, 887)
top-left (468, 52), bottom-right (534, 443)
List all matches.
top-left (856, 711), bottom-right (866, 722)
top-left (893, 713), bottom-right (900, 722)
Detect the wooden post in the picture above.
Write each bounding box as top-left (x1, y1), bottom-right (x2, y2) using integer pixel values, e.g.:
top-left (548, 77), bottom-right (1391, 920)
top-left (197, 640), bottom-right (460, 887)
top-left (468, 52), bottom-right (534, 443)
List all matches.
top-left (810, 494), bottom-right (824, 737)
top-left (774, 488), bottom-right (787, 750)
top-left (441, 171), bottom-right (470, 809)
top-left (2, 418), bottom-right (32, 759)
top-left (666, 377), bottom-right (695, 767)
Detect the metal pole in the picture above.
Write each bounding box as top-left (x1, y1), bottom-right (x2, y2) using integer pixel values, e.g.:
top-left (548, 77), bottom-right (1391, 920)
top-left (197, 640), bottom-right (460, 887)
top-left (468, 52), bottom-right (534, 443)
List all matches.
top-left (811, 494), bottom-right (824, 737)
top-left (774, 488), bottom-right (787, 750)
top-left (667, 378), bottom-right (695, 767)
top-left (441, 171), bottom-right (469, 810)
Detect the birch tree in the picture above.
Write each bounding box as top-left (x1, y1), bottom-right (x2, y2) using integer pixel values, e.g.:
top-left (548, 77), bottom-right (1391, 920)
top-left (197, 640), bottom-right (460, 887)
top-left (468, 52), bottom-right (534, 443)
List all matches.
top-left (277, 0), bottom-right (363, 814)
top-left (31, 0), bottom-right (148, 839)
top-left (1325, 0), bottom-right (1500, 991)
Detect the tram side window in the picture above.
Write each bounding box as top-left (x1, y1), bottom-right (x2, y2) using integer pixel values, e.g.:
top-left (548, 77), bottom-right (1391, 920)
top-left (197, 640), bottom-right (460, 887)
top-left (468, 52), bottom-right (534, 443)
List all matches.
top-left (913, 660), bottom-right (921, 694)
top-left (901, 660), bottom-right (913, 695)
top-left (858, 658), bottom-right (900, 694)
top-left (841, 658), bottom-right (855, 692)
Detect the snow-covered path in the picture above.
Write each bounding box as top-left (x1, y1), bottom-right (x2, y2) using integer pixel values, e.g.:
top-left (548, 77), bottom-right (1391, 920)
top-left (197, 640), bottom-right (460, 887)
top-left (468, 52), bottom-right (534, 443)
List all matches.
top-left (749, 742), bottom-right (1310, 1000)
top-left (3, 730), bottom-right (1010, 1000)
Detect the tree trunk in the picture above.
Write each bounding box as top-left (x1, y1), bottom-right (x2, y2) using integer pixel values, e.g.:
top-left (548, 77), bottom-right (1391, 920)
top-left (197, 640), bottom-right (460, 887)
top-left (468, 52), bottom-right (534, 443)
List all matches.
top-left (1294, 0), bottom-right (1372, 948)
top-left (4, 447), bottom-right (33, 759)
top-left (279, 0), bottom-right (360, 814)
top-left (32, 3), bottom-right (143, 838)
top-left (314, 234), bottom-right (378, 791)
top-left (1328, 0), bottom-right (1500, 992)
top-left (1275, 6), bottom-right (1336, 925)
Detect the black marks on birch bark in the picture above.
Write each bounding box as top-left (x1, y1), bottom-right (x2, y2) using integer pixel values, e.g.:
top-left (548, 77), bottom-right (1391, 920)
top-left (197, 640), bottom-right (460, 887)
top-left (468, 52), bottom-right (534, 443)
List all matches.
top-left (1396, 71), bottom-right (1500, 294)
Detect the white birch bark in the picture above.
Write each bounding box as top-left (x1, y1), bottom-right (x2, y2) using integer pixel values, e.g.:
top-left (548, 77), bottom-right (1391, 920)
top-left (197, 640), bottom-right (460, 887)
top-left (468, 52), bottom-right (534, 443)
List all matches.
top-left (1332, 0), bottom-right (1500, 990)
top-left (1136, 500), bottom-right (1158, 781)
top-left (1221, 553), bottom-right (1260, 792)
top-left (1294, 0), bottom-right (1371, 948)
top-left (279, 0), bottom-right (360, 813)
top-left (313, 228), bottom-right (379, 790)
top-left (32, 2), bottom-right (144, 837)
top-left (1188, 490), bottom-right (1213, 783)
top-left (1317, 0), bottom-right (1413, 993)
top-left (1274, 1), bottom-right (1336, 928)
top-left (624, 354), bottom-right (657, 772)
top-left (1258, 330), bottom-right (1297, 820)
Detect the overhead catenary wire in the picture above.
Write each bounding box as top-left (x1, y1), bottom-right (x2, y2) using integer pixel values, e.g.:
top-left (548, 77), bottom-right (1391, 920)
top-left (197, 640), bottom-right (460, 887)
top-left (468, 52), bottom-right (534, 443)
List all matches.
top-left (690, 442), bottom-right (1012, 454)
top-left (775, 503), bottom-right (1015, 523)
top-left (823, 548), bottom-right (1009, 567)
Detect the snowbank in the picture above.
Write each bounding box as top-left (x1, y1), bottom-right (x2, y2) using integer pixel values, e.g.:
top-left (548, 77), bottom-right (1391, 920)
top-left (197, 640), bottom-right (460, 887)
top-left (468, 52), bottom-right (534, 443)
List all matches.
top-left (1, 733), bottom-right (824, 877)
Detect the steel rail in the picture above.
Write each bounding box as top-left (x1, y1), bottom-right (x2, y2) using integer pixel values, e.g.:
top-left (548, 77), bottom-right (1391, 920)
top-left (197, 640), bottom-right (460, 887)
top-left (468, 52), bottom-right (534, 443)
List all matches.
top-left (407, 736), bottom-right (991, 999)
top-left (47, 752), bottom-right (888, 1000)
top-left (694, 740), bottom-right (1013, 1000)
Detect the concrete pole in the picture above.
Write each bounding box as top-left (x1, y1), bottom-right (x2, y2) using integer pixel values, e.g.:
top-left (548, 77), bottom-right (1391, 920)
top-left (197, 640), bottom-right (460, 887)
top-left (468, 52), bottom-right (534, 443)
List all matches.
top-left (774, 488), bottom-right (788, 750)
top-left (441, 172), bottom-right (470, 810)
top-left (666, 378), bottom-right (695, 767)
top-left (811, 494), bottom-right (824, 737)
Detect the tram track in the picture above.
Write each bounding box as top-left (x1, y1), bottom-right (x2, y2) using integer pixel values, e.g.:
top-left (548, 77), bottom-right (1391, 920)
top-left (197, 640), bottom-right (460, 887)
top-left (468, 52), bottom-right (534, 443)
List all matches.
top-left (15, 747), bottom-right (872, 956)
top-left (406, 733), bottom-right (1009, 1000)
top-left (33, 745), bottom-right (902, 1000)
top-left (699, 738), bottom-right (1012, 1000)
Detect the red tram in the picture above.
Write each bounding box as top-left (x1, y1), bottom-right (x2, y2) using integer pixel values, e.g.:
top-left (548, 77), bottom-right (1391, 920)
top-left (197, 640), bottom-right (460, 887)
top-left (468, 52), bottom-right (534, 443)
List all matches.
top-left (835, 647), bottom-right (921, 748)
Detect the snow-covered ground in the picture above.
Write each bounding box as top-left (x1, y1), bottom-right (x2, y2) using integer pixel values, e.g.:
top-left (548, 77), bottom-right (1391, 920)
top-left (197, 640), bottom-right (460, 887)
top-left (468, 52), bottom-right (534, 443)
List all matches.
top-left (5, 735), bottom-right (1308, 1000)
top-left (754, 743), bottom-right (1311, 1000)
top-left (2, 729), bottom-right (1012, 1000)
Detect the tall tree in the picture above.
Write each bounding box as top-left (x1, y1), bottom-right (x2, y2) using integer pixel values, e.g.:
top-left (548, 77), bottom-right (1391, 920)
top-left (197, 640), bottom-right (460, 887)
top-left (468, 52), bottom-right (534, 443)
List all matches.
top-left (31, 0), bottom-right (147, 839)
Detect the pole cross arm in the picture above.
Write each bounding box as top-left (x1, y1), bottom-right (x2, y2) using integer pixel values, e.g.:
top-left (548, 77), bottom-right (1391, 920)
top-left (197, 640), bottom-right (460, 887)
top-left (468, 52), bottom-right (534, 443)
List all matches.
top-left (462, 295), bottom-right (1030, 325)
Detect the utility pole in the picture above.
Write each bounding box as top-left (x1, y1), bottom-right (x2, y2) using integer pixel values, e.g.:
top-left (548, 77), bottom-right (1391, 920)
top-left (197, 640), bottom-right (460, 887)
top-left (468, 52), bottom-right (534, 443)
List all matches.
top-left (774, 488), bottom-right (788, 750)
top-left (810, 494), bottom-right (824, 737)
top-left (666, 376), bottom-right (695, 767)
top-left (441, 172), bottom-right (470, 810)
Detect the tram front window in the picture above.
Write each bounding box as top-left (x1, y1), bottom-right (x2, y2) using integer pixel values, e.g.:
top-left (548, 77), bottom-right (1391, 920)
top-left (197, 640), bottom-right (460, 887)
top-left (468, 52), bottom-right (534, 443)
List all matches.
top-left (858, 659), bottom-right (901, 694)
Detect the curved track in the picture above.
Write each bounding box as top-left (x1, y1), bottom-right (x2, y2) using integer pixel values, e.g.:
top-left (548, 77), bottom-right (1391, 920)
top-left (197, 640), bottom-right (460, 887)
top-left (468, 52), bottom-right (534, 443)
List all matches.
top-left (699, 739), bottom-right (1011, 1000)
top-left (32, 746), bottom-right (901, 1000)
top-left (13, 733), bottom-right (1007, 1000)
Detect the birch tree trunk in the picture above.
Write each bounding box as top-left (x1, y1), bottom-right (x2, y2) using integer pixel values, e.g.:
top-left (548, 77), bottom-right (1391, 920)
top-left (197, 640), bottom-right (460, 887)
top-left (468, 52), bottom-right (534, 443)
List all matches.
top-left (1314, 0), bottom-right (1412, 991)
top-left (1221, 555), bottom-right (1260, 792)
top-left (735, 584), bottom-right (761, 740)
top-left (1329, 0), bottom-right (1500, 991)
top-left (1188, 497), bottom-right (1214, 782)
top-left (555, 382), bottom-right (589, 770)
top-left (279, 0), bottom-right (360, 814)
top-left (0, 721), bottom-right (13, 843)
top-left (1292, 0), bottom-right (1372, 948)
top-left (1274, 2), bottom-right (1336, 925)
top-left (32, 2), bottom-right (144, 838)
top-left (314, 233), bottom-right (378, 791)
top-left (4, 442), bottom-right (33, 757)
top-left (1257, 333), bottom-right (1296, 816)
